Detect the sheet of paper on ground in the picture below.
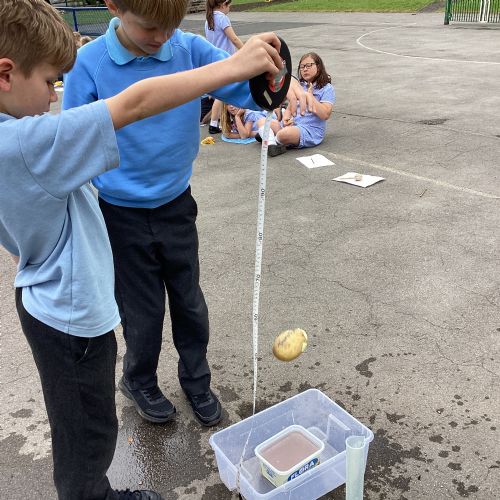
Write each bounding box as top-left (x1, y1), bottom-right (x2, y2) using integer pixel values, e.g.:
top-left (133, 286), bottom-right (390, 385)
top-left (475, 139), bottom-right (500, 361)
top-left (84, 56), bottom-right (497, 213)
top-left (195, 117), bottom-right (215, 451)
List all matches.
top-left (333, 172), bottom-right (385, 188)
top-left (296, 154), bottom-right (335, 169)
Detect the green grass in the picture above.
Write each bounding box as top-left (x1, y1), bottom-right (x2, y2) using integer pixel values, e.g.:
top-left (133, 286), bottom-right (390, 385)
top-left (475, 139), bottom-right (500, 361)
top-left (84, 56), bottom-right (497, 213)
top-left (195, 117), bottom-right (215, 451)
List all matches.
top-left (232, 0), bottom-right (437, 12)
top-left (60, 10), bottom-right (112, 27)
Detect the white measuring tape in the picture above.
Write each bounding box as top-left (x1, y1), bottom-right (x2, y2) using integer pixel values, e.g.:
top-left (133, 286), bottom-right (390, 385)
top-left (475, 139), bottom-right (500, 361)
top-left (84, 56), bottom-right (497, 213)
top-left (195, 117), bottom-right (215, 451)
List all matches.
top-left (251, 110), bottom-right (273, 414)
top-left (236, 111), bottom-right (273, 493)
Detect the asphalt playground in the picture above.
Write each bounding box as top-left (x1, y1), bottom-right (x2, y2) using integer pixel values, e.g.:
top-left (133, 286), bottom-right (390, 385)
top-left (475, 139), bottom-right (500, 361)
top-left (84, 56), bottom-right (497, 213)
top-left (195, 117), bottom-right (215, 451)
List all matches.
top-left (0, 11), bottom-right (499, 500)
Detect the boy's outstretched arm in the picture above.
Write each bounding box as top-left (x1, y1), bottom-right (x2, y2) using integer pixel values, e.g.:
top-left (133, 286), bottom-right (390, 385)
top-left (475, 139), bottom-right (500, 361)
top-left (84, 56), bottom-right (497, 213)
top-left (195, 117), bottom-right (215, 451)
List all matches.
top-left (107, 33), bottom-right (283, 130)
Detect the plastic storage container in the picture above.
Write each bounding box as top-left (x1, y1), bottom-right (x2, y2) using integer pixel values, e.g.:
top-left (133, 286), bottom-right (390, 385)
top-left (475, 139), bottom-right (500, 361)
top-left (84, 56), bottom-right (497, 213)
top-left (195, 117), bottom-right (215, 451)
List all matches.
top-left (255, 425), bottom-right (325, 487)
top-left (209, 389), bottom-right (373, 500)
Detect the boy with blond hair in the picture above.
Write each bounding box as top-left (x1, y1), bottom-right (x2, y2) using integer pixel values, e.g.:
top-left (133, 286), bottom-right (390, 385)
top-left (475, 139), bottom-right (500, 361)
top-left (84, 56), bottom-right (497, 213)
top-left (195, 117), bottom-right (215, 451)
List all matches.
top-left (63, 0), bottom-right (307, 427)
top-left (0, 0), bottom-right (284, 498)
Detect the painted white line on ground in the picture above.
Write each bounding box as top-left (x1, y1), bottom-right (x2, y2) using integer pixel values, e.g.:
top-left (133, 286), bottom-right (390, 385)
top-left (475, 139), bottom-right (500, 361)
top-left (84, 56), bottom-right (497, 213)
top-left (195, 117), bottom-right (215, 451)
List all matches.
top-left (356, 25), bottom-right (500, 65)
top-left (316, 151), bottom-right (500, 199)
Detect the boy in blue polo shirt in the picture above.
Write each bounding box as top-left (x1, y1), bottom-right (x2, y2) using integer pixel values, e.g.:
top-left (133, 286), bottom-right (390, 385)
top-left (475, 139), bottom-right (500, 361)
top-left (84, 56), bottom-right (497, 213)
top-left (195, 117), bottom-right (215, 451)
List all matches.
top-left (0, 0), bottom-right (284, 497)
top-left (63, 0), bottom-right (307, 427)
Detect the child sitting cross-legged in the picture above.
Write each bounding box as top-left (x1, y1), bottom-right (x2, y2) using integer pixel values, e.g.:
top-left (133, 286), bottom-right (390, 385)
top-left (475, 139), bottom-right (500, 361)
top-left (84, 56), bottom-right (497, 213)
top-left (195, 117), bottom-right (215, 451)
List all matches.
top-left (256, 52), bottom-right (335, 157)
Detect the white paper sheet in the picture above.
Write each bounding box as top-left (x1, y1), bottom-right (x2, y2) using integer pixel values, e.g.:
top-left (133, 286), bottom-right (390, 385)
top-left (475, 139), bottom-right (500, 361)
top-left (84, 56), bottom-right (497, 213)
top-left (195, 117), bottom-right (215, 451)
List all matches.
top-left (296, 154), bottom-right (335, 169)
top-left (333, 172), bottom-right (385, 188)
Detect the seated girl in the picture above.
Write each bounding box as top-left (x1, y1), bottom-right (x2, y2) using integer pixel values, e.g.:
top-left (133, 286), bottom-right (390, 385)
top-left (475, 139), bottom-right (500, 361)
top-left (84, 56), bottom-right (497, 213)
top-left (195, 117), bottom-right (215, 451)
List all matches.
top-left (221, 104), bottom-right (279, 140)
top-left (256, 52), bottom-right (335, 157)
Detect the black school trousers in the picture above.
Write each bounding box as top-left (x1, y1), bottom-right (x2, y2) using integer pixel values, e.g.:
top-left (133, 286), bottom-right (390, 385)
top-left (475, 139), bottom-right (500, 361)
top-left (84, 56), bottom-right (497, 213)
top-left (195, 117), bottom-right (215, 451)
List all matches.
top-left (99, 187), bottom-right (211, 395)
top-left (15, 288), bottom-right (118, 500)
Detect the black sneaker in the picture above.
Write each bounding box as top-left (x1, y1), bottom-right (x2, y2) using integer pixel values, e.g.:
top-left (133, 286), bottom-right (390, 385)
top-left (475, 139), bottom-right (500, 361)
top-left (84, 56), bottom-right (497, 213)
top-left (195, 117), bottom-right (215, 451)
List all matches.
top-left (118, 377), bottom-right (176, 424)
top-left (184, 389), bottom-right (222, 427)
top-left (255, 132), bottom-right (262, 143)
top-left (208, 125), bottom-right (222, 134)
top-left (115, 489), bottom-right (164, 500)
top-left (268, 144), bottom-right (287, 157)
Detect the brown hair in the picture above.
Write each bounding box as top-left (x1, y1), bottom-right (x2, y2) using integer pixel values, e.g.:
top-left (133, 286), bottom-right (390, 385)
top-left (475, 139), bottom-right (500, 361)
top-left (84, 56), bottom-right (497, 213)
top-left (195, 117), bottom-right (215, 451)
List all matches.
top-left (0, 0), bottom-right (76, 77)
top-left (111, 0), bottom-right (188, 31)
top-left (206, 0), bottom-right (231, 31)
top-left (297, 52), bottom-right (331, 89)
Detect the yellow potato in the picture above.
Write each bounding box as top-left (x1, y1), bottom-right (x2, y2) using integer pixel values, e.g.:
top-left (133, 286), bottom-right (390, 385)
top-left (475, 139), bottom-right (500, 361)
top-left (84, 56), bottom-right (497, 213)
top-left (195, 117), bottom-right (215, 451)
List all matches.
top-left (272, 328), bottom-right (308, 362)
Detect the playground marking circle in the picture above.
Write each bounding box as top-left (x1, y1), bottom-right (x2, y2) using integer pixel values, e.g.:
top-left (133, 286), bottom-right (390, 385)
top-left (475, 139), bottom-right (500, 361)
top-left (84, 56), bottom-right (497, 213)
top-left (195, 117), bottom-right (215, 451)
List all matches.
top-left (356, 25), bottom-right (500, 65)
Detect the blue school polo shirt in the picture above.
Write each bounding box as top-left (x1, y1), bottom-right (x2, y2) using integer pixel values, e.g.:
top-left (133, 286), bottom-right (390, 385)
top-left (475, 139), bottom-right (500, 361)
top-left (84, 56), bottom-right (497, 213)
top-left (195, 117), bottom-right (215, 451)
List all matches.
top-left (0, 101), bottom-right (121, 337)
top-left (63, 19), bottom-right (258, 209)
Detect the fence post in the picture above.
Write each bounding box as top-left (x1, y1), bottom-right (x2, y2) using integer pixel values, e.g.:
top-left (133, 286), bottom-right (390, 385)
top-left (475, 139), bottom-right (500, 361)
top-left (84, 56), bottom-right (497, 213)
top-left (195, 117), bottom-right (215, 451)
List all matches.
top-left (72, 8), bottom-right (78, 32)
top-left (444, 0), bottom-right (451, 24)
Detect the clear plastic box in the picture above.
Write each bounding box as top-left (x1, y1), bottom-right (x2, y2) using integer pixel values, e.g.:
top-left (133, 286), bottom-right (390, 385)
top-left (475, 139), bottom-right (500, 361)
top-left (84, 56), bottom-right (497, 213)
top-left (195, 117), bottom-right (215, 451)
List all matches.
top-left (209, 389), bottom-right (374, 500)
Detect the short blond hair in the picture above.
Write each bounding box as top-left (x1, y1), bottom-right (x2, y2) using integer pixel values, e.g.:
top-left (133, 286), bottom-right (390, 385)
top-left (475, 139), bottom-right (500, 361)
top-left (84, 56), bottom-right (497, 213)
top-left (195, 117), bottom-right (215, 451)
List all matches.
top-left (112, 0), bottom-right (188, 31)
top-left (0, 0), bottom-right (76, 77)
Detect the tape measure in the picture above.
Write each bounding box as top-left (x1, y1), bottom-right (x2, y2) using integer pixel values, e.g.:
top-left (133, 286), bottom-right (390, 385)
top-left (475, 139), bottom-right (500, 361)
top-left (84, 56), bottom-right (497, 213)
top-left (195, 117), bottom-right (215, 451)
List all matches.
top-left (236, 39), bottom-right (293, 493)
top-left (249, 36), bottom-right (292, 111)
top-left (249, 37), bottom-right (292, 413)
top-left (250, 111), bottom-right (273, 414)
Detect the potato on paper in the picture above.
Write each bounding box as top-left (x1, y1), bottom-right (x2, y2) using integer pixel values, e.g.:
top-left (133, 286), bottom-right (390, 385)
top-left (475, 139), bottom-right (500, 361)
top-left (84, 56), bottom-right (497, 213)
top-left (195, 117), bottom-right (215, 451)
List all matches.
top-left (272, 328), bottom-right (308, 362)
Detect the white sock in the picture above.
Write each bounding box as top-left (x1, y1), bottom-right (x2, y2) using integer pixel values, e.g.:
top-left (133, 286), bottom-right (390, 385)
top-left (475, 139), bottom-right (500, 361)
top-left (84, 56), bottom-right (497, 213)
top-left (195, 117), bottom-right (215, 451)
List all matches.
top-left (258, 126), bottom-right (276, 145)
top-left (210, 120), bottom-right (219, 127)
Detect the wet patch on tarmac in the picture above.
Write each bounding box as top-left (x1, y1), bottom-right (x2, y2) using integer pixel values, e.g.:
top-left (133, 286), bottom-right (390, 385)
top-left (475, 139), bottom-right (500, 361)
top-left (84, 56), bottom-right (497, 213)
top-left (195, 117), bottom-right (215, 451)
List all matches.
top-left (0, 434), bottom-right (54, 498)
top-left (9, 409), bottom-right (33, 418)
top-left (201, 483), bottom-right (233, 499)
top-left (452, 479), bottom-right (479, 497)
top-left (108, 407), bottom-right (211, 493)
top-left (278, 381), bottom-right (292, 392)
top-left (215, 384), bottom-right (240, 403)
top-left (364, 428), bottom-right (429, 497)
top-left (236, 399), bottom-right (273, 420)
top-left (417, 118), bottom-right (448, 125)
top-left (355, 357), bottom-right (376, 378)
top-left (297, 381), bottom-right (327, 392)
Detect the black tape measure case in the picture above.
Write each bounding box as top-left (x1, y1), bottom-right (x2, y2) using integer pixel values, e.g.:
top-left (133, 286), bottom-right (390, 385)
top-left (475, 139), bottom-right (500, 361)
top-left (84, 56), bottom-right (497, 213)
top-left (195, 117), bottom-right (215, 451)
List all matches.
top-left (249, 37), bottom-right (292, 111)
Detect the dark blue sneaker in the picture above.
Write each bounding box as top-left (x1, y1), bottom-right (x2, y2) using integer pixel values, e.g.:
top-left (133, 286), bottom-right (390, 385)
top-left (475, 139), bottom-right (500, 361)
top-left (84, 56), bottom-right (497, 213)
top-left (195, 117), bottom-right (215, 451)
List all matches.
top-left (184, 389), bottom-right (222, 427)
top-left (118, 377), bottom-right (176, 424)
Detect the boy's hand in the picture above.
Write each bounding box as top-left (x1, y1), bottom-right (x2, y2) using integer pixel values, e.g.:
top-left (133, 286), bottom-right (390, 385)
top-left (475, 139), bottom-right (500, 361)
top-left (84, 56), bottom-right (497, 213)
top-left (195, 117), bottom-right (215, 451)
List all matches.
top-left (229, 33), bottom-right (283, 82)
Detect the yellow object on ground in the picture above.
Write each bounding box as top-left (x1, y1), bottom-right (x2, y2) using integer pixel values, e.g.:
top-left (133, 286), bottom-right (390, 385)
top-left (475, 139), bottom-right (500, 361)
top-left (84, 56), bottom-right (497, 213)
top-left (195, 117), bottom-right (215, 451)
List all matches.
top-left (201, 136), bottom-right (215, 145)
top-left (272, 328), bottom-right (308, 361)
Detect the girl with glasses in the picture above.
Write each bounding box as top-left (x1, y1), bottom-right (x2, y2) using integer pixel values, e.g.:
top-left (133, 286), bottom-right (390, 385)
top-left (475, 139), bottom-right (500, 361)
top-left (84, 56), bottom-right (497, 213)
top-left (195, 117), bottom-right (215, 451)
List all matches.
top-left (256, 52), bottom-right (335, 156)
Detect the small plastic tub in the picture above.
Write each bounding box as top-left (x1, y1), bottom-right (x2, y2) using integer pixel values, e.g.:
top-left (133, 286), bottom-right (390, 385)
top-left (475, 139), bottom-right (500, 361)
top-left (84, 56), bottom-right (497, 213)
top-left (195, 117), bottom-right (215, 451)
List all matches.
top-left (255, 425), bottom-right (325, 487)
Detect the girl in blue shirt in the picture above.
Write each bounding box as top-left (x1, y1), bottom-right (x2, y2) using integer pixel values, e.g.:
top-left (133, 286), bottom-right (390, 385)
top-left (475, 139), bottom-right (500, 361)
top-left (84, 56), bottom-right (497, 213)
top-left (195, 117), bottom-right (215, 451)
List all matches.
top-left (205, 0), bottom-right (244, 134)
top-left (221, 105), bottom-right (275, 140)
top-left (257, 52), bottom-right (336, 156)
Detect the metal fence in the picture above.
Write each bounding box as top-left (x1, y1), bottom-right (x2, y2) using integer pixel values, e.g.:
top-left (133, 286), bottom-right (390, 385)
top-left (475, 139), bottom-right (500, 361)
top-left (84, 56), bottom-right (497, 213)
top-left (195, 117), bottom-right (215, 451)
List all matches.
top-left (54, 1), bottom-right (105, 6)
top-left (445, 0), bottom-right (500, 24)
top-left (57, 7), bottom-right (112, 36)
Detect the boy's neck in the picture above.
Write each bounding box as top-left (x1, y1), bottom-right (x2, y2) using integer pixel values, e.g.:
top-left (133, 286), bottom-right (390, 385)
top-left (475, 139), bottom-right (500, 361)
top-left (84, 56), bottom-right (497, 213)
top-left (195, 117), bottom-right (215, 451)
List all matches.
top-left (115, 25), bottom-right (148, 57)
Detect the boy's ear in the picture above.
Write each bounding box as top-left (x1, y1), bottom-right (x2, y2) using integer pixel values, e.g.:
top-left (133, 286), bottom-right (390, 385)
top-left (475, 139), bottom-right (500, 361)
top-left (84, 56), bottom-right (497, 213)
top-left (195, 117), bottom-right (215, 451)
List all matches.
top-left (104, 0), bottom-right (120, 16)
top-left (0, 58), bottom-right (15, 92)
